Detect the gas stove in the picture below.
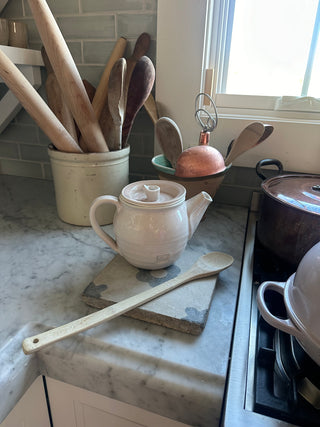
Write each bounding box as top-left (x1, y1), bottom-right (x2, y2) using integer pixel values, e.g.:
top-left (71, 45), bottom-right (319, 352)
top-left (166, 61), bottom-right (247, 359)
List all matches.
top-left (222, 193), bottom-right (320, 426)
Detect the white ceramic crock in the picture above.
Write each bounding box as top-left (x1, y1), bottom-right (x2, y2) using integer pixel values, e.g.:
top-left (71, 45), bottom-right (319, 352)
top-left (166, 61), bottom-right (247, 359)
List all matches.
top-left (89, 180), bottom-right (212, 270)
top-left (48, 144), bottom-right (130, 226)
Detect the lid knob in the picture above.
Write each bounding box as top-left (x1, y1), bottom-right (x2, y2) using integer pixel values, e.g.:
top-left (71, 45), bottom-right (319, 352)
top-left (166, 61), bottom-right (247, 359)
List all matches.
top-left (143, 184), bottom-right (160, 202)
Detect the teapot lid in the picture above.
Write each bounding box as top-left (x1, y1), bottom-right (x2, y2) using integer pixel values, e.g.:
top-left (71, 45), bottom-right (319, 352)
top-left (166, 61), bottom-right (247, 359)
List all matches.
top-left (121, 180), bottom-right (186, 207)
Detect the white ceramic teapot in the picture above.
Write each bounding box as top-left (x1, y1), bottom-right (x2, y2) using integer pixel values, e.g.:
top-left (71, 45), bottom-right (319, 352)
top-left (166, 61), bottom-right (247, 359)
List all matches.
top-left (89, 180), bottom-right (212, 269)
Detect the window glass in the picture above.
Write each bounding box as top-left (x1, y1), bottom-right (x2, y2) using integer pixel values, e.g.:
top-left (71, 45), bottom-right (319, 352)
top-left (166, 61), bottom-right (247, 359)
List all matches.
top-left (217, 0), bottom-right (320, 98)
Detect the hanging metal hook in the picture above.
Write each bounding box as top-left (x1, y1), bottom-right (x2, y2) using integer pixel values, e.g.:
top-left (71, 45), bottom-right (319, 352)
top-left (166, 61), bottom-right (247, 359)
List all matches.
top-left (195, 92), bottom-right (218, 133)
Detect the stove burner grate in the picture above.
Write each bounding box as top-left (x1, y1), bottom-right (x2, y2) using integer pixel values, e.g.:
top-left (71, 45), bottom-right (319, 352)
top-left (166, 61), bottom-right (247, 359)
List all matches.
top-left (254, 315), bottom-right (320, 426)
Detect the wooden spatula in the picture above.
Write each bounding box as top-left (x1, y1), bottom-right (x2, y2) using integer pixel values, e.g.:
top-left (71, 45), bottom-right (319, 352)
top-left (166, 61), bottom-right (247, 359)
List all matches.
top-left (122, 56), bottom-right (155, 147)
top-left (41, 46), bottom-right (78, 142)
top-left (99, 58), bottom-right (127, 151)
top-left (92, 37), bottom-right (127, 121)
top-left (155, 117), bottom-right (183, 168)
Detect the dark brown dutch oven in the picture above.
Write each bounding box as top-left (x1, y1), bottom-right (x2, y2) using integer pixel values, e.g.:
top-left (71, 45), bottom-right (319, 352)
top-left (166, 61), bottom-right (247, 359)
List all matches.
top-left (256, 159), bottom-right (320, 268)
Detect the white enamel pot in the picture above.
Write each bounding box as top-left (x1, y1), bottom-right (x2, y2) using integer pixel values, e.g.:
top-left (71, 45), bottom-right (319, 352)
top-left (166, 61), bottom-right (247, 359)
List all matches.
top-left (257, 241), bottom-right (320, 365)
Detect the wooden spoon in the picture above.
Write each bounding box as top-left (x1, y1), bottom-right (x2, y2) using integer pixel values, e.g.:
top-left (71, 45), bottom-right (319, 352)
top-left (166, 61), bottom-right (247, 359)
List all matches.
top-left (122, 56), bottom-right (155, 147)
top-left (28, 0), bottom-right (108, 153)
top-left (78, 38), bottom-right (127, 150)
top-left (224, 122), bottom-right (266, 166)
top-left (155, 117), bottom-right (183, 168)
top-left (226, 123), bottom-right (274, 159)
top-left (22, 251), bottom-right (233, 354)
top-left (41, 47), bottom-right (78, 142)
top-left (100, 58), bottom-right (127, 151)
top-left (123, 33), bottom-right (151, 106)
top-left (259, 124), bottom-right (274, 143)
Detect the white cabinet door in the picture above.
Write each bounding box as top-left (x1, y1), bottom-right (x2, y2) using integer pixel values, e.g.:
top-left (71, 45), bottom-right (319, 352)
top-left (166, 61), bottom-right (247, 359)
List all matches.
top-left (1, 376), bottom-right (50, 427)
top-left (46, 377), bottom-right (191, 427)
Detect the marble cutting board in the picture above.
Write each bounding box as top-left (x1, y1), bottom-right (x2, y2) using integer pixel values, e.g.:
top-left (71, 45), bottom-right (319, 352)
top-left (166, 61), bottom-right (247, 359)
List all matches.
top-left (81, 251), bottom-right (219, 335)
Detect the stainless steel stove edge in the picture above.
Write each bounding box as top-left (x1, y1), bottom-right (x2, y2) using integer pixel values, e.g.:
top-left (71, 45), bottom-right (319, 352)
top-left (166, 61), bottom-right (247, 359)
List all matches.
top-left (221, 193), bottom-right (297, 427)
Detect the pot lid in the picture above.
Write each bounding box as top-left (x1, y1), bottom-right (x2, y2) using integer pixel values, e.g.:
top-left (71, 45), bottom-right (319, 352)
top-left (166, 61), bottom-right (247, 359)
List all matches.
top-left (262, 175), bottom-right (320, 215)
top-left (285, 242), bottom-right (320, 346)
top-left (121, 180), bottom-right (186, 207)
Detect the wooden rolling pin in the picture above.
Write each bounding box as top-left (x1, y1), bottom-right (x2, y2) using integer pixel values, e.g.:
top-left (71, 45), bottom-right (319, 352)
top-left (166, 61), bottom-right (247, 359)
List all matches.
top-left (0, 49), bottom-right (81, 153)
top-left (28, 0), bottom-right (108, 153)
top-left (41, 46), bottom-right (78, 142)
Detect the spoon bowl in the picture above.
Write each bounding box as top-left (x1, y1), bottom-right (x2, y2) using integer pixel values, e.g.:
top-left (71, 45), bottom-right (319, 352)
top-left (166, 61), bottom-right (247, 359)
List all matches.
top-left (224, 122), bottom-right (267, 166)
top-left (155, 117), bottom-right (183, 168)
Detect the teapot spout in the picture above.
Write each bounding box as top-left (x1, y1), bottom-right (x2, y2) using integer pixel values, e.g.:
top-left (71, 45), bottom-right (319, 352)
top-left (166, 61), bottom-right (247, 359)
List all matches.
top-left (186, 191), bottom-right (212, 240)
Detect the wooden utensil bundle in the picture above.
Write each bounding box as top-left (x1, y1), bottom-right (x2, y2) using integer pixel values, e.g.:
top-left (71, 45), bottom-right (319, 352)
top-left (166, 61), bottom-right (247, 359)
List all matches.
top-left (0, 0), bottom-right (156, 154)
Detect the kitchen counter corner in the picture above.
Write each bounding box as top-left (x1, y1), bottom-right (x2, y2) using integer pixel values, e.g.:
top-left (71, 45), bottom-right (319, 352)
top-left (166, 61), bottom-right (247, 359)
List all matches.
top-left (0, 175), bottom-right (248, 427)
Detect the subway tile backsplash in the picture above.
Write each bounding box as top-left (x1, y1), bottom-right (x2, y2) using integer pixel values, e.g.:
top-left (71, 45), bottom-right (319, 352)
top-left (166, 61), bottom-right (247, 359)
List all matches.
top-left (0, 0), bottom-right (262, 207)
top-left (56, 15), bottom-right (116, 39)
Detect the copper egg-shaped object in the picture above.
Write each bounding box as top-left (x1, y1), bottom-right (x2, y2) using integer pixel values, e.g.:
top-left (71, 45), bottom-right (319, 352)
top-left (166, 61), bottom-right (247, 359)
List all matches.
top-left (175, 145), bottom-right (225, 178)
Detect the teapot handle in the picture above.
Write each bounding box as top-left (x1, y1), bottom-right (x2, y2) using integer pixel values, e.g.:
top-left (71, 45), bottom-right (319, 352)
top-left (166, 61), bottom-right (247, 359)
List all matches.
top-left (89, 195), bottom-right (120, 253)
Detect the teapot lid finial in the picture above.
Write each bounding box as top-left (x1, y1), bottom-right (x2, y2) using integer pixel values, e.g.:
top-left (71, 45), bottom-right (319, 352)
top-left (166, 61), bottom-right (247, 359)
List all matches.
top-left (143, 184), bottom-right (160, 202)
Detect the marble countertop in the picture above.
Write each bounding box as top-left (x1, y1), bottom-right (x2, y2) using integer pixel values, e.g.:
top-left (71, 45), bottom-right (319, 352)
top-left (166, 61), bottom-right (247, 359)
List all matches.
top-left (0, 175), bottom-right (247, 427)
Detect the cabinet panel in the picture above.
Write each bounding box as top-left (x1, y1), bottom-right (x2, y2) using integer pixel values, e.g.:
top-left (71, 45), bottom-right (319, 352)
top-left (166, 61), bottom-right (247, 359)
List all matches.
top-left (1, 376), bottom-right (50, 427)
top-left (76, 402), bottom-right (147, 427)
top-left (46, 377), bottom-right (191, 427)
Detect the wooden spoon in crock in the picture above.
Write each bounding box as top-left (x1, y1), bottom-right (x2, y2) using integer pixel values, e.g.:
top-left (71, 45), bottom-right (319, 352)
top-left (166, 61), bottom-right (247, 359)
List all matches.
top-left (100, 58), bottom-right (127, 151)
top-left (122, 56), bottom-right (155, 147)
top-left (123, 32), bottom-right (151, 105)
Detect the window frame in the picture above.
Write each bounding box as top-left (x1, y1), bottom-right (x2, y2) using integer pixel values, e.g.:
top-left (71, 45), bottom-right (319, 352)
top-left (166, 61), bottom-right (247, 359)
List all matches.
top-left (205, 0), bottom-right (320, 117)
top-left (155, 0), bottom-right (320, 174)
